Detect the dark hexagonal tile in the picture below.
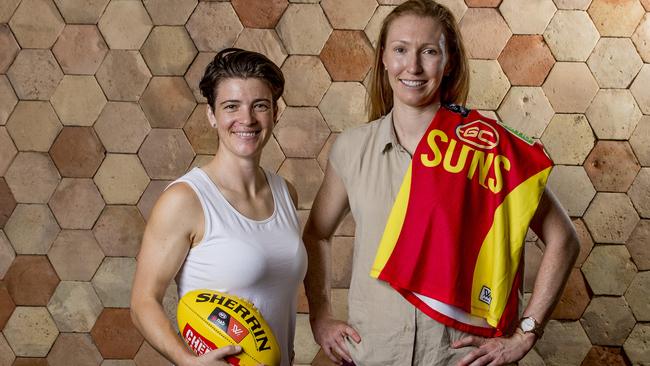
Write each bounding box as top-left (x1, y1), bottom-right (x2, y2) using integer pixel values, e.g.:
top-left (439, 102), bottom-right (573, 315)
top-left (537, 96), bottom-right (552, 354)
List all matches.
top-left (232, 0), bottom-right (288, 28)
top-left (0, 281), bottom-right (15, 329)
top-left (0, 231), bottom-right (15, 279)
top-left (0, 178), bottom-right (16, 229)
top-left (183, 104), bottom-right (218, 155)
top-left (49, 127), bottom-right (105, 178)
top-left (498, 35), bottom-right (554, 86)
top-left (48, 179), bottom-right (105, 230)
top-left (581, 346), bottom-right (628, 366)
top-left (52, 25), bottom-right (108, 75)
top-left (584, 141), bottom-right (640, 192)
top-left (320, 30), bottom-right (373, 82)
top-left (91, 308), bottom-right (143, 359)
top-left (4, 256), bottom-right (59, 306)
top-left (551, 268), bottom-right (590, 320)
top-left (0, 76), bottom-right (18, 128)
top-left (581, 296), bottom-right (636, 346)
top-left (93, 206), bottom-right (145, 257)
top-left (47, 333), bottom-right (102, 366)
top-left (184, 52), bottom-right (216, 104)
top-left (139, 77), bottom-right (196, 128)
top-left (138, 129), bottom-right (195, 180)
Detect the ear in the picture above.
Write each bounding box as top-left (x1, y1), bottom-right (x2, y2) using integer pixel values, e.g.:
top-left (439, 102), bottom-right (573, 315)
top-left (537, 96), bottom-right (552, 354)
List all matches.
top-left (205, 104), bottom-right (218, 128)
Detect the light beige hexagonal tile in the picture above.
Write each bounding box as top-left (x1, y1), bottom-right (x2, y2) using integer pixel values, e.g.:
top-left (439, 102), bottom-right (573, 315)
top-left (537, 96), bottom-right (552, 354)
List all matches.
top-left (627, 219), bottom-right (650, 271)
top-left (94, 154), bottom-right (150, 205)
top-left (587, 38), bottom-right (643, 89)
top-left (275, 107), bottom-right (330, 158)
top-left (625, 270), bottom-right (650, 321)
top-left (282, 56), bottom-right (331, 106)
top-left (542, 62), bottom-right (599, 113)
top-left (573, 218), bottom-right (594, 267)
top-left (277, 158), bottom-right (323, 209)
top-left (260, 135), bottom-right (285, 173)
top-left (546, 165), bottom-right (595, 217)
top-left (47, 230), bottom-right (104, 281)
top-left (184, 52), bottom-right (216, 104)
top-left (52, 25), bottom-right (109, 76)
top-left (98, 0), bottom-right (153, 50)
top-left (585, 89), bottom-right (641, 140)
top-left (629, 168), bottom-right (650, 218)
top-left (321, 0), bottom-right (377, 30)
top-left (543, 10), bottom-right (599, 62)
top-left (47, 333), bottom-right (103, 366)
top-left (276, 4), bottom-right (332, 55)
top-left (466, 59), bottom-right (510, 110)
top-left (50, 76), bottom-right (107, 127)
top-left (582, 245), bottom-right (637, 295)
top-left (500, 0), bottom-right (556, 34)
top-left (234, 28), bottom-right (288, 67)
top-left (9, 0), bottom-right (64, 49)
top-left (584, 193), bottom-right (639, 244)
top-left (623, 323), bottom-right (650, 366)
top-left (94, 102), bottom-right (151, 153)
top-left (497, 87), bottom-right (553, 138)
top-left (630, 116), bottom-right (650, 166)
top-left (53, 0), bottom-right (110, 24)
top-left (140, 26), bottom-right (197, 76)
top-left (186, 2), bottom-right (242, 52)
top-left (0, 128), bottom-right (16, 177)
top-left (632, 13), bottom-right (650, 62)
top-left (0, 231), bottom-right (16, 278)
top-left (0, 75), bottom-right (17, 126)
top-left (581, 296), bottom-right (636, 346)
top-left (3, 307), bottom-right (59, 357)
top-left (631, 64), bottom-right (650, 115)
top-left (96, 50), bottom-right (152, 102)
top-left (7, 50), bottom-right (63, 101)
top-left (4, 153), bottom-right (60, 204)
top-left (535, 320), bottom-right (592, 366)
top-left (48, 178), bottom-right (105, 230)
top-left (143, 0), bottom-right (197, 25)
top-left (6, 101), bottom-right (62, 152)
top-left (588, 0), bottom-right (644, 37)
top-left (519, 348), bottom-right (544, 366)
top-left (92, 257), bottom-right (136, 308)
top-left (4, 204), bottom-right (60, 255)
top-left (0, 0), bottom-right (21, 23)
top-left (365, 6), bottom-right (396, 48)
top-left (0, 333), bottom-right (15, 366)
top-left (139, 77), bottom-right (196, 129)
top-left (183, 104), bottom-right (218, 155)
top-left (553, 0), bottom-right (591, 9)
top-left (47, 281), bottom-right (103, 332)
top-left (460, 8), bottom-right (512, 60)
top-left (541, 114), bottom-right (595, 165)
top-left (293, 313), bottom-right (320, 364)
top-left (318, 82), bottom-right (367, 132)
top-left (436, 0), bottom-right (468, 22)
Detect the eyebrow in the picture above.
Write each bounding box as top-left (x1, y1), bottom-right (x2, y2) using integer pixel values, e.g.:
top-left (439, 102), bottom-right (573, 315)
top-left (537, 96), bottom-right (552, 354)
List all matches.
top-left (219, 98), bottom-right (272, 105)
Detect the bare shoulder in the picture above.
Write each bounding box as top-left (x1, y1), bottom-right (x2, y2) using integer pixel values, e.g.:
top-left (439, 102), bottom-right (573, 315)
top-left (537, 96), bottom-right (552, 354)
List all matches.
top-left (148, 182), bottom-right (203, 236)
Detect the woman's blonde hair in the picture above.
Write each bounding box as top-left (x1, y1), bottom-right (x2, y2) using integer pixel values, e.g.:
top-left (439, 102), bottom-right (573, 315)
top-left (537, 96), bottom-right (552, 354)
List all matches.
top-left (367, 0), bottom-right (469, 121)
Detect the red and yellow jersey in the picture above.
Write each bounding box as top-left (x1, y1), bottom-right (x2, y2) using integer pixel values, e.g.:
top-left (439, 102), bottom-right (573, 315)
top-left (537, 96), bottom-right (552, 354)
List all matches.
top-left (370, 105), bottom-right (553, 337)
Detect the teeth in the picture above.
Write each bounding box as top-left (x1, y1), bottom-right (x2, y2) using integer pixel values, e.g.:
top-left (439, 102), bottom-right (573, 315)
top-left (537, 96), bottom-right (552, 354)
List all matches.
top-left (401, 80), bottom-right (425, 87)
top-left (234, 132), bottom-right (257, 137)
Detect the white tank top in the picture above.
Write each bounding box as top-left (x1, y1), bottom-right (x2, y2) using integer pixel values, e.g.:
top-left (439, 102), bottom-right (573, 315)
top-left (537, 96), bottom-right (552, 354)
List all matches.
top-left (172, 167), bottom-right (307, 366)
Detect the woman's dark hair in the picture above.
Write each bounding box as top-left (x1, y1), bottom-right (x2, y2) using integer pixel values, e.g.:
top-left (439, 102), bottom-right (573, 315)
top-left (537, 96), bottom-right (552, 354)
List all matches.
top-left (199, 48), bottom-right (284, 111)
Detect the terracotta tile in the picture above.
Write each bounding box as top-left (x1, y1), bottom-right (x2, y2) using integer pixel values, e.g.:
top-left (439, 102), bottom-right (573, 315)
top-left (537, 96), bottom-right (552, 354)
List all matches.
top-left (553, 0), bottom-right (591, 9)
top-left (630, 116), bottom-right (650, 166)
top-left (13, 358), bottom-right (50, 366)
top-left (643, 0), bottom-right (650, 9)
top-left (0, 75), bottom-right (18, 127)
top-left (466, 59), bottom-right (510, 110)
top-left (140, 26), bottom-right (196, 76)
top-left (331, 236), bottom-right (353, 288)
top-left (5, 256), bottom-right (59, 306)
top-left (186, 2), bottom-right (242, 52)
top-left (94, 102), bottom-right (151, 154)
top-left (293, 313), bottom-right (320, 364)
top-left (541, 114), bottom-right (595, 166)
top-left (8, 0), bottom-right (64, 48)
top-left (631, 64), bottom-right (650, 115)
top-left (91, 257), bottom-right (136, 308)
top-left (628, 220), bottom-right (650, 271)
top-left (582, 245), bottom-right (637, 296)
top-left (138, 129), bottom-right (195, 179)
top-left (102, 361), bottom-right (135, 366)
top-left (4, 204), bottom-right (60, 255)
top-left (497, 87), bottom-right (553, 138)
top-left (47, 333), bottom-right (102, 366)
top-left (584, 193), bottom-right (639, 244)
top-left (183, 104), bottom-right (218, 155)
top-left (320, 31), bottom-right (373, 82)
top-left (234, 28), bottom-right (288, 67)
top-left (277, 158), bottom-right (323, 209)
top-left (275, 107), bottom-right (330, 158)
top-left (499, 0), bottom-right (556, 34)
top-left (321, 0), bottom-right (377, 30)
top-left (4, 153), bottom-right (60, 204)
top-left (94, 154), bottom-right (150, 205)
top-left (629, 168), bottom-right (650, 219)
top-left (142, 0), bottom-right (197, 25)
top-left (51, 76), bottom-right (107, 127)
top-left (625, 270), bottom-right (650, 321)
top-left (139, 77), bottom-right (196, 128)
top-left (588, 0), bottom-right (644, 36)
top-left (50, 127), bottom-right (105, 178)
top-left (282, 56), bottom-right (331, 106)
top-left (572, 218), bottom-right (594, 267)
top-left (584, 141), bottom-right (640, 192)
top-left (0, 333), bottom-right (15, 366)
top-left (632, 13), bottom-right (650, 63)
top-left (316, 132), bottom-right (337, 171)
top-left (3, 307), bottom-right (59, 357)
top-left (136, 180), bottom-right (172, 221)
top-left (52, 25), bottom-right (108, 75)
top-left (7, 50), bottom-right (63, 101)
top-left (436, 0), bottom-right (468, 22)
top-left (93, 206), bottom-right (144, 257)
top-left (91, 308), bottom-right (143, 359)
top-left (6, 101), bottom-right (61, 153)
top-left (53, 0), bottom-right (109, 23)
top-left (460, 8), bottom-right (511, 59)
top-left (49, 179), bottom-right (105, 230)
top-left (535, 320), bottom-right (592, 366)
top-left (0, 127), bottom-right (17, 176)
top-left (184, 52), bottom-right (216, 103)
top-left (231, 0), bottom-right (288, 28)
top-left (581, 296), bottom-right (636, 346)
top-left (466, 0), bottom-right (501, 6)
top-left (0, 25), bottom-right (19, 74)
top-left (47, 230), bottom-right (104, 281)
top-left (98, 0), bottom-right (152, 50)
top-left (0, 281), bottom-right (16, 328)
top-left (364, 6), bottom-right (396, 48)
top-left (497, 35), bottom-right (554, 86)
top-left (96, 50), bottom-right (152, 102)
top-left (543, 10), bottom-right (599, 63)
top-left (624, 324), bottom-right (650, 366)
top-left (551, 268), bottom-right (590, 320)
top-left (0, 231), bottom-right (16, 278)
top-left (260, 135), bottom-right (285, 173)
top-left (524, 241), bottom-right (543, 292)
top-left (48, 281), bottom-right (103, 333)
top-left (587, 38), bottom-right (643, 89)
top-left (0, 0), bottom-right (21, 23)
top-left (276, 4), bottom-right (332, 55)
top-left (319, 82), bottom-right (367, 132)
top-left (542, 62), bottom-right (598, 113)
top-left (582, 346), bottom-right (627, 366)
top-left (133, 341), bottom-right (172, 366)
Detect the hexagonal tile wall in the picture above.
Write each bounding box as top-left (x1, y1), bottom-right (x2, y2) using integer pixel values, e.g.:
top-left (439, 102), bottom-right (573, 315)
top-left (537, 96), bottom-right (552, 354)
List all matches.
top-left (8, 0), bottom-right (64, 49)
top-left (137, 180), bottom-right (172, 221)
top-left (627, 220), bottom-right (650, 271)
top-left (137, 129), bottom-right (195, 179)
top-left (231, 0), bottom-right (288, 29)
top-left (94, 102), bottom-right (151, 154)
top-left (584, 193), bottom-right (639, 244)
top-left (133, 341), bottom-right (172, 366)
top-left (581, 346), bottom-right (628, 366)
top-left (52, 25), bottom-right (108, 75)
top-left (0, 75), bottom-right (17, 127)
top-left (94, 154), bottom-right (150, 205)
top-left (3, 306), bottom-right (59, 357)
top-left (535, 320), bottom-right (592, 366)
top-left (0, 280), bottom-right (16, 329)
top-left (275, 107), bottom-right (331, 158)
top-left (139, 77), bottom-right (196, 129)
top-left (4, 152), bottom-right (60, 204)
top-left (547, 165), bottom-right (596, 217)
top-left (321, 0), bottom-right (377, 30)
top-left (140, 26), bottom-right (197, 76)
top-left (630, 64), bottom-right (650, 115)
top-left (5, 255), bottom-right (60, 306)
top-left (4, 204), bottom-right (60, 255)
top-left (96, 50), bottom-right (152, 102)
top-left (0, 231), bottom-right (16, 278)
top-left (47, 333), bottom-right (103, 366)
top-left (53, 0), bottom-right (110, 24)
top-left (629, 168), bottom-right (650, 218)
top-left (550, 268), bottom-right (590, 320)
top-left (500, 0), bottom-right (557, 34)
top-left (588, 0), bottom-right (645, 37)
top-left (624, 324), bottom-right (650, 366)
top-left (234, 28), bottom-right (288, 67)
top-left (625, 270), bottom-right (650, 321)
top-left (49, 127), bottom-right (106, 178)
top-left (183, 105), bottom-right (219, 155)
top-left (584, 141), bottom-right (640, 192)
top-left (7, 50), bottom-right (63, 101)
top-left (365, 5), bottom-right (396, 48)
top-left (573, 218), bottom-right (595, 267)
top-left (320, 30), bottom-right (374, 82)
top-left (276, 4), bottom-right (332, 55)
top-left (282, 56), bottom-right (331, 107)
top-left (460, 8), bottom-right (512, 60)
top-left (319, 82), bottom-right (368, 132)
top-left (632, 13), bottom-right (650, 62)
top-left (277, 158), bottom-right (323, 209)
top-left (0, 178), bottom-right (16, 228)
top-left (542, 62), bottom-right (599, 113)
top-left (587, 38), bottom-right (643, 89)
top-left (630, 116), bottom-right (650, 167)
top-left (466, 59), bottom-right (510, 110)
top-left (184, 52), bottom-right (216, 103)
top-left (260, 135), bottom-right (285, 173)
top-left (47, 281), bottom-right (103, 332)
top-left (143, 0), bottom-right (197, 25)
top-left (498, 35), bottom-right (555, 86)
top-left (436, 0), bottom-right (468, 21)
top-left (92, 257), bottom-right (136, 308)
top-left (582, 245), bottom-right (637, 296)
top-left (93, 206), bottom-right (145, 257)
top-left (332, 237), bottom-right (353, 288)
top-left (541, 114), bottom-right (595, 165)
top-left (0, 25), bottom-right (19, 74)
top-left (497, 87), bottom-right (554, 138)
top-left (186, 2), bottom-right (242, 52)
top-left (97, 0), bottom-right (152, 50)
top-left (543, 10), bottom-right (599, 62)
top-left (49, 178), bottom-right (105, 230)
top-left (0, 127), bottom-right (16, 177)
top-left (580, 296), bottom-right (636, 346)
top-left (47, 230), bottom-right (105, 281)
top-left (91, 308), bottom-right (143, 359)
top-left (6, 101), bottom-right (62, 153)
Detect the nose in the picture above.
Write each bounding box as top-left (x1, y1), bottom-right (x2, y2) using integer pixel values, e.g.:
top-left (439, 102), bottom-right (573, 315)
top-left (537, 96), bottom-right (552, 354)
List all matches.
top-left (406, 52), bottom-right (423, 74)
top-left (239, 107), bottom-right (256, 126)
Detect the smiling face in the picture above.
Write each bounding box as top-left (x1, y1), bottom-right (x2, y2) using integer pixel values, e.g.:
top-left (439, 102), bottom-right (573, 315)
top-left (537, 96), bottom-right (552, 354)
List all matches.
top-left (382, 14), bottom-right (449, 110)
top-left (207, 77), bottom-right (275, 160)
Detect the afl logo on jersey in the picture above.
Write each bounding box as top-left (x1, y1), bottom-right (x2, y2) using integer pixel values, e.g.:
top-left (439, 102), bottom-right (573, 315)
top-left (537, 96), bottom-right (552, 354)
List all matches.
top-left (456, 120), bottom-right (499, 150)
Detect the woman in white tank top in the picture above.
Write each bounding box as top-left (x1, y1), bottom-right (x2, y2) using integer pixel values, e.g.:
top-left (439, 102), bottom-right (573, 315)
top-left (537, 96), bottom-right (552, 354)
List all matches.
top-left (131, 48), bottom-right (307, 366)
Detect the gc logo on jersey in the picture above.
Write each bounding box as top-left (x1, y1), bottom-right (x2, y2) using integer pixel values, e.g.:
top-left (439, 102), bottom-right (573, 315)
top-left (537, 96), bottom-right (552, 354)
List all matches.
top-left (456, 120), bottom-right (500, 150)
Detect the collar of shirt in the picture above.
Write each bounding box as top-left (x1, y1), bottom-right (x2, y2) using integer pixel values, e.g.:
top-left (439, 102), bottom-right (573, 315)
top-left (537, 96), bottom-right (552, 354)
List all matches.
top-left (379, 110), bottom-right (401, 154)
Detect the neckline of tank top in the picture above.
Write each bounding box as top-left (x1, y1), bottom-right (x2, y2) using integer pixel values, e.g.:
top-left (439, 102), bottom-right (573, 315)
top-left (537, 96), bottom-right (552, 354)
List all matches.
top-left (194, 167), bottom-right (279, 224)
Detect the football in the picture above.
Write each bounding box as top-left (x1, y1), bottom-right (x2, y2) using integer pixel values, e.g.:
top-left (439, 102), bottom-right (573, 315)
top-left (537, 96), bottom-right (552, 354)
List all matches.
top-left (177, 289), bottom-right (281, 366)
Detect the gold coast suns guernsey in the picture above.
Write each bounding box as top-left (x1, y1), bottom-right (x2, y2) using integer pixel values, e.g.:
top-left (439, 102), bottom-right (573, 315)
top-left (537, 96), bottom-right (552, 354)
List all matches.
top-left (371, 105), bottom-right (553, 337)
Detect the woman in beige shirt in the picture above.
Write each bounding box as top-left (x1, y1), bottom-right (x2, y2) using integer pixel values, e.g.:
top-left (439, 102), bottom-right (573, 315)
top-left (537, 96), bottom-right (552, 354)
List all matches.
top-left (303, 1), bottom-right (579, 365)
